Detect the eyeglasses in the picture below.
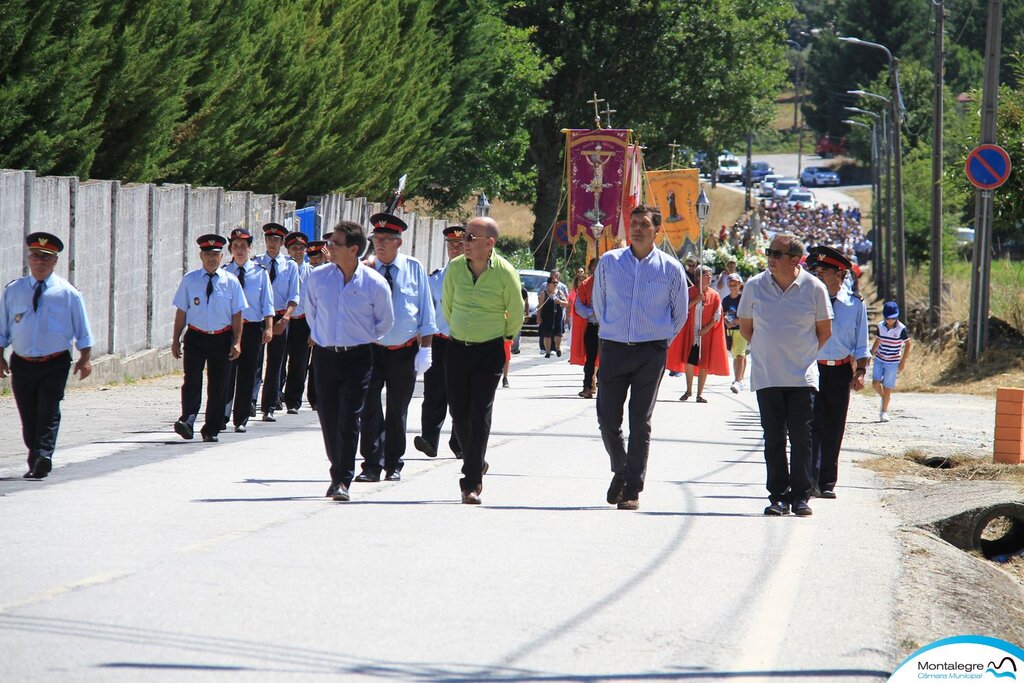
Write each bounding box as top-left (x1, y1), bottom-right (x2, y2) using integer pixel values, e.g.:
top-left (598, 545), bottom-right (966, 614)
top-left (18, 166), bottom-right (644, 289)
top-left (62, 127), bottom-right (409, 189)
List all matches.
top-left (765, 249), bottom-right (796, 260)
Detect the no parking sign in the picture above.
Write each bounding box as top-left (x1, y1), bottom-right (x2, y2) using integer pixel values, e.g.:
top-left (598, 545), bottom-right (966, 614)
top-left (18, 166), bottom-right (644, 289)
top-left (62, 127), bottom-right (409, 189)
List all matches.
top-left (965, 144), bottom-right (1012, 190)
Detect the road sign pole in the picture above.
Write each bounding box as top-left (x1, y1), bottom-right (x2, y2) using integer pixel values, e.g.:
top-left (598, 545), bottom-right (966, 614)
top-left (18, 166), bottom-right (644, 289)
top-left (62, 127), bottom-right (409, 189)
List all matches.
top-left (968, 0), bottom-right (1003, 362)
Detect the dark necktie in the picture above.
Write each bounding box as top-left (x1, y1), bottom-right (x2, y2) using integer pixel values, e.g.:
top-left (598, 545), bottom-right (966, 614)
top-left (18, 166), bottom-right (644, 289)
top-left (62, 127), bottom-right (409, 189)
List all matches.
top-left (32, 281), bottom-right (44, 311)
top-left (206, 272), bottom-right (215, 302)
top-left (237, 265), bottom-right (246, 290)
top-left (269, 257), bottom-right (277, 284)
top-left (384, 264), bottom-right (393, 290)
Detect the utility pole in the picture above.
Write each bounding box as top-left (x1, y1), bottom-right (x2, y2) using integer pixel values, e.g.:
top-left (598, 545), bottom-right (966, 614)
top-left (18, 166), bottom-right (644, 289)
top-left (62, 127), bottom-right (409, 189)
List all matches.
top-left (744, 133), bottom-right (753, 211)
top-left (929, 0), bottom-right (945, 327)
top-left (968, 0), bottom-right (1003, 361)
top-left (891, 59), bottom-right (907, 318)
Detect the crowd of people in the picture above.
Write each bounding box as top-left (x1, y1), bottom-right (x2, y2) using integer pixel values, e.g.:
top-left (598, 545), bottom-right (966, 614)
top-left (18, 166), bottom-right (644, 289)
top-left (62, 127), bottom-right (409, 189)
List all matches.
top-left (724, 200), bottom-right (872, 268)
top-left (0, 201), bottom-right (911, 518)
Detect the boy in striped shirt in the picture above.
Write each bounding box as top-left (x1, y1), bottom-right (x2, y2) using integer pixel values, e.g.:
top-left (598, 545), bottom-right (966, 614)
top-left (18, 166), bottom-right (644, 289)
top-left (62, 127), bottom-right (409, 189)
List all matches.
top-left (870, 301), bottom-right (911, 422)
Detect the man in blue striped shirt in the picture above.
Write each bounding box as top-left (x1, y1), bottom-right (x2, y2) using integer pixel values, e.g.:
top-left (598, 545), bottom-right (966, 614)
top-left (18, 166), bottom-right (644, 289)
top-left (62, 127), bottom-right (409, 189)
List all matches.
top-left (593, 205), bottom-right (689, 510)
top-left (305, 221), bottom-right (394, 502)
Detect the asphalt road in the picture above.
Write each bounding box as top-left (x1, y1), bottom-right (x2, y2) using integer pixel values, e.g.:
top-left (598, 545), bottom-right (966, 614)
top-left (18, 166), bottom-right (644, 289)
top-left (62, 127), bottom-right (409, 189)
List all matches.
top-left (0, 352), bottom-right (900, 681)
top-left (711, 153), bottom-right (867, 209)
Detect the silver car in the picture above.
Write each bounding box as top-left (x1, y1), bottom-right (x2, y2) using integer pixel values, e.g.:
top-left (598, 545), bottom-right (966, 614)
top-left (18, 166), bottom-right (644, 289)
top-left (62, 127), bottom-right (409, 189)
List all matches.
top-left (772, 179), bottom-right (799, 200)
top-left (517, 269), bottom-right (549, 335)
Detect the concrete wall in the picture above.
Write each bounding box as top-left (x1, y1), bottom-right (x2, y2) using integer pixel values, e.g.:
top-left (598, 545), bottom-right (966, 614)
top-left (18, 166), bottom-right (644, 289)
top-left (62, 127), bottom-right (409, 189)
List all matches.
top-left (149, 185), bottom-right (187, 347)
top-left (74, 181), bottom-right (115, 355)
top-left (0, 170), bottom-right (30, 279)
top-left (112, 184), bottom-right (151, 356)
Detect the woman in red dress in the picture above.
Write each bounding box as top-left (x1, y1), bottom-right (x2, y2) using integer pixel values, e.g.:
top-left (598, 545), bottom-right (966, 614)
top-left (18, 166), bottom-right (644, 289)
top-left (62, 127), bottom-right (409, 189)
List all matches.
top-left (666, 265), bottom-right (731, 402)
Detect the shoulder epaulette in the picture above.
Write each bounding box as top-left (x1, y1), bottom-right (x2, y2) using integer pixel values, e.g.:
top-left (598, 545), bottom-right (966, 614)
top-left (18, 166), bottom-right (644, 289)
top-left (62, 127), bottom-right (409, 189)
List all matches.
top-left (4, 278), bottom-right (16, 288)
top-left (852, 292), bottom-right (863, 301)
top-left (430, 268), bottom-right (441, 276)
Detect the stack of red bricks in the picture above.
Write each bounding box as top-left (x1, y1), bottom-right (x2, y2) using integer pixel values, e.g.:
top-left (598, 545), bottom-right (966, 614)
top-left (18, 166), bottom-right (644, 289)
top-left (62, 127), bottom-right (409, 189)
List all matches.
top-left (995, 387), bottom-right (1024, 465)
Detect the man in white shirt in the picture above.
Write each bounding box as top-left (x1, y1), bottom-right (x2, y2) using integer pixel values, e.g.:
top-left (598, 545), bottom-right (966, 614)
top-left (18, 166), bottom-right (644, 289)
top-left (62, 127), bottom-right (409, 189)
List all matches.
top-left (738, 233), bottom-right (832, 517)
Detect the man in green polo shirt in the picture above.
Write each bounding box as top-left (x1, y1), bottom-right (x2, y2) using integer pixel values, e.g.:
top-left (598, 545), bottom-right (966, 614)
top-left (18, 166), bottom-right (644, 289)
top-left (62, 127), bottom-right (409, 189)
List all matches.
top-left (442, 216), bottom-right (524, 504)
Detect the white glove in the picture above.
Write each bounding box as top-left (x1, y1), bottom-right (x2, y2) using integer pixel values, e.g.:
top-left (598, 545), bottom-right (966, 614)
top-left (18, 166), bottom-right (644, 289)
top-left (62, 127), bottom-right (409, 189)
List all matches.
top-left (414, 346), bottom-right (433, 375)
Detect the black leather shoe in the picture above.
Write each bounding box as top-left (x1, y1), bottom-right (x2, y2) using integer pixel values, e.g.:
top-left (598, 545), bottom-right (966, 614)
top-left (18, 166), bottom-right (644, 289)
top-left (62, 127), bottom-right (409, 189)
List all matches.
top-left (354, 472), bottom-right (380, 483)
top-left (331, 483), bottom-right (351, 502)
top-left (262, 413), bottom-right (276, 422)
top-left (606, 474), bottom-right (625, 505)
top-left (174, 420), bottom-right (194, 440)
top-left (29, 458), bottom-right (51, 479)
top-left (819, 489), bottom-right (837, 499)
top-left (286, 407), bottom-right (298, 415)
top-left (235, 424), bottom-right (247, 433)
top-left (462, 490), bottom-right (481, 505)
top-left (201, 432), bottom-right (219, 443)
top-left (249, 402), bottom-right (257, 418)
top-left (809, 483), bottom-right (822, 498)
top-left (385, 470), bottom-right (401, 482)
top-left (617, 498), bottom-right (639, 510)
top-left (763, 500), bottom-right (791, 516)
top-left (413, 435), bottom-right (437, 458)
top-left (792, 500), bottom-right (813, 516)
top-left (481, 461), bottom-right (489, 476)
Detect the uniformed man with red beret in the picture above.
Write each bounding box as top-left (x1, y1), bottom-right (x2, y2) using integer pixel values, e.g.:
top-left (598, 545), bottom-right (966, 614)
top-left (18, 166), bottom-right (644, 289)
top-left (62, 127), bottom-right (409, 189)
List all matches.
top-left (282, 231), bottom-right (313, 413)
top-left (355, 212), bottom-right (436, 483)
top-left (254, 222), bottom-right (300, 422)
top-left (807, 245), bottom-right (869, 499)
top-left (171, 235), bottom-right (246, 443)
top-left (0, 233), bottom-right (94, 478)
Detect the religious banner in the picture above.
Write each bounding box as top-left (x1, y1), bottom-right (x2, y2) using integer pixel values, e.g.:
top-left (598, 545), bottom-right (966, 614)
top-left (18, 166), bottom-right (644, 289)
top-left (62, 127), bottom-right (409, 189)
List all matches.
top-left (565, 129), bottom-right (630, 244)
top-left (646, 168), bottom-right (700, 253)
top-left (618, 144), bottom-right (643, 240)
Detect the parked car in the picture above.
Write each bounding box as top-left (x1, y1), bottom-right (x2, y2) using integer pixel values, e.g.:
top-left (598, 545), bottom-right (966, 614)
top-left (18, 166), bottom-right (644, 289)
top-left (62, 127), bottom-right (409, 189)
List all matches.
top-left (759, 174), bottom-right (784, 197)
top-left (800, 166), bottom-right (841, 187)
top-left (786, 189), bottom-right (817, 208)
top-left (716, 157), bottom-right (743, 182)
top-left (745, 160), bottom-right (775, 186)
top-left (772, 178), bottom-right (800, 201)
top-left (517, 269), bottom-right (549, 334)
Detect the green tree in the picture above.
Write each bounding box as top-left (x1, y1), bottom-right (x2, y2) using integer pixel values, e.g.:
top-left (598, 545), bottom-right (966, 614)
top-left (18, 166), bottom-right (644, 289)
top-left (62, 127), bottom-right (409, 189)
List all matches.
top-left (0, 0), bottom-right (114, 176)
top-left (90, 0), bottom-right (200, 182)
top-left (505, 0), bottom-right (794, 266)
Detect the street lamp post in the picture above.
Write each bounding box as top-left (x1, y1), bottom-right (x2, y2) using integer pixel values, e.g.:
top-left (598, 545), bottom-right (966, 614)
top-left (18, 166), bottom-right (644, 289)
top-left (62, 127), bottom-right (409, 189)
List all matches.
top-left (786, 40), bottom-right (808, 179)
top-left (848, 90), bottom-right (893, 302)
top-left (844, 106), bottom-right (882, 287)
top-left (840, 37), bottom-right (906, 316)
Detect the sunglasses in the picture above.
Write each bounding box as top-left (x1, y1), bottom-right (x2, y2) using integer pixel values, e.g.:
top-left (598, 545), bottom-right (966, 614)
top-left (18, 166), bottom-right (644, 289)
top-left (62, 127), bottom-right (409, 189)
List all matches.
top-left (765, 249), bottom-right (796, 260)
top-left (461, 233), bottom-right (486, 243)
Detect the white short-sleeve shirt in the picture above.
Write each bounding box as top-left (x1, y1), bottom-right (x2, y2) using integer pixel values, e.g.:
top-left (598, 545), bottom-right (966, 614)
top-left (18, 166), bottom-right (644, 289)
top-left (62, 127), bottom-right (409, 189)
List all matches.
top-left (737, 268), bottom-right (833, 391)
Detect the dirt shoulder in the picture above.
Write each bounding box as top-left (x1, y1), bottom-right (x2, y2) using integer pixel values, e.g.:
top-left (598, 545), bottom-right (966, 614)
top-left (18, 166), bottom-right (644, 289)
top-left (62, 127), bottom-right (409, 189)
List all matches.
top-left (846, 390), bottom-right (1024, 656)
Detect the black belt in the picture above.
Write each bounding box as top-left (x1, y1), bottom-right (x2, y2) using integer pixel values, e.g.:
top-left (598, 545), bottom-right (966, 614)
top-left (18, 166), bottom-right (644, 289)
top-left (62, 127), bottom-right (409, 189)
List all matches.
top-left (449, 336), bottom-right (503, 347)
top-left (319, 344), bottom-right (370, 353)
top-left (601, 339), bottom-right (667, 347)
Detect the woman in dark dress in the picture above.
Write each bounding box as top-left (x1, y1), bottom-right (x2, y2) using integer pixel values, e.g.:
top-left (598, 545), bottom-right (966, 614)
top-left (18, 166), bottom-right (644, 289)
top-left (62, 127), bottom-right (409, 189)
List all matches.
top-left (538, 277), bottom-right (567, 358)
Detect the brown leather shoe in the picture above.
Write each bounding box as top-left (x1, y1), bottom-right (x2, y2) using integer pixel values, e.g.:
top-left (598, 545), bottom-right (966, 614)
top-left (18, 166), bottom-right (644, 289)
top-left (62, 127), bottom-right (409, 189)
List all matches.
top-left (462, 490), bottom-right (482, 505)
top-left (617, 498), bottom-right (639, 510)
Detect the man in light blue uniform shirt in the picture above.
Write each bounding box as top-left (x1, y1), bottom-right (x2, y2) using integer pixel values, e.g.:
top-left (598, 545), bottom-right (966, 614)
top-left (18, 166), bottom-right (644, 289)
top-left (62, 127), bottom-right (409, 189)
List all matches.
top-left (171, 234), bottom-right (246, 443)
top-left (254, 222), bottom-right (300, 421)
top-left (355, 212), bottom-right (437, 483)
top-left (222, 228), bottom-right (274, 433)
top-left (807, 245), bottom-right (869, 499)
top-left (305, 220), bottom-right (394, 502)
top-left (0, 232), bottom-right (94, 479)
top-left (282, 231), bottom-right (314, 413)
top-left (413, 224), bottom-right (465, 460)
top-left (593, 205), bottom-right (688, 511)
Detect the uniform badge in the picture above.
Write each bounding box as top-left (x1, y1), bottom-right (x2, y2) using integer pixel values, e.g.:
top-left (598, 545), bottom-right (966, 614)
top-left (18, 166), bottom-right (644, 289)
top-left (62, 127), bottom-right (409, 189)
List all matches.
top-left (193, 297), bottom-right (201, 306)
top-left (14, 313), bottom-right (22, 323)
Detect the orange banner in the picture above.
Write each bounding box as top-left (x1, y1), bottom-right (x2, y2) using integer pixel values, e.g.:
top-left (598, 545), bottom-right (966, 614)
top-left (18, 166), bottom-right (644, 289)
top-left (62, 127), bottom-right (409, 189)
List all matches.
top-left (646, 168), bottom-right (700, 253)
